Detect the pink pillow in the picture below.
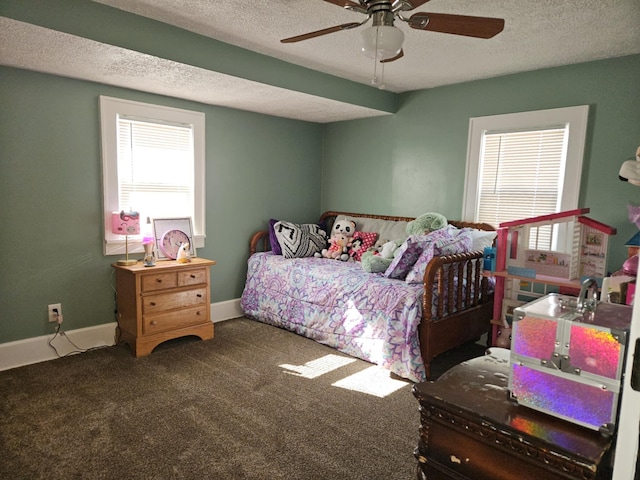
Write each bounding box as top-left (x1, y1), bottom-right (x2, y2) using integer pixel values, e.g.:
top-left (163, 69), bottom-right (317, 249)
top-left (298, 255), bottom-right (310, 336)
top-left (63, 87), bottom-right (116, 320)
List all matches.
top-left (350, 231), bottom-right (378, 261)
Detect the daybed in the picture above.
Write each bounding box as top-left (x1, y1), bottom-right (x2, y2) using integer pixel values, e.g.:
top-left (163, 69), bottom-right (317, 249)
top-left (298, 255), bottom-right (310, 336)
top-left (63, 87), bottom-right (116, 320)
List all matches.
top-left (240, 211), bottom-right (496, 382)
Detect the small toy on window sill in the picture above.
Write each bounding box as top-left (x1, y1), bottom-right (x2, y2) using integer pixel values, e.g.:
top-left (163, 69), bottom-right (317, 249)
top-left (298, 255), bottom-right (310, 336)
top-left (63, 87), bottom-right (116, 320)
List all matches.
top-left (176, 242), bottom-right (191, 263)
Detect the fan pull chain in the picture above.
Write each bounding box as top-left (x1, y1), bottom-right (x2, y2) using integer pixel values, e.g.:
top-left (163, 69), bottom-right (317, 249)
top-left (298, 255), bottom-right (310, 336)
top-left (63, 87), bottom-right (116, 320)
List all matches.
top-left (370, 27), bottom-right (386, 90)
top-left (371, 61), bottom-right (386, 90)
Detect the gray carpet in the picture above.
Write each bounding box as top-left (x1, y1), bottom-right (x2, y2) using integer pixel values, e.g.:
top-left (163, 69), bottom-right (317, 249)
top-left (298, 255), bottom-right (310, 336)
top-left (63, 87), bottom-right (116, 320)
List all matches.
top-left (0, 317), bottom-right (486, 480)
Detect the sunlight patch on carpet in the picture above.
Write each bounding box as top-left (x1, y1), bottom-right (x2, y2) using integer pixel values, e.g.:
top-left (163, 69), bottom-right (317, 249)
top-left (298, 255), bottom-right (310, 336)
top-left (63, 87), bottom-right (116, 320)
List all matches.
top-left (280, 354), bottom-right (357, 379)
top-left (332, 366), bottom-right (409, 398)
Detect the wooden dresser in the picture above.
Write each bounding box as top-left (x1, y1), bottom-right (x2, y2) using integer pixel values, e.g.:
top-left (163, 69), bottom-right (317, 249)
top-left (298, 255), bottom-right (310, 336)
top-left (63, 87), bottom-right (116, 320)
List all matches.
top-left (412, 349), bottom-right (614, 480)
top-left (113, 257), bottom-right (216, 357)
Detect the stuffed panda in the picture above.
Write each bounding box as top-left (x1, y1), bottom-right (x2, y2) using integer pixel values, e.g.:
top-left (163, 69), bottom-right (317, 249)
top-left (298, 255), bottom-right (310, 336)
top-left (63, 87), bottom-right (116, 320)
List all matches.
top-left (316, 218), bottom-right (356, 261)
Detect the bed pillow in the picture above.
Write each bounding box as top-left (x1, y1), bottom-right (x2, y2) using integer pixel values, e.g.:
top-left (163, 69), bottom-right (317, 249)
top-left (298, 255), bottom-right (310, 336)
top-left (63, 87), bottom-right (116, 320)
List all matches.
top-left (468, 229), bottom-right (497, 252)
top-left (437, 233), bottom-right (472, 256)
top-left (343, 216), bottom-right (409, 243)
top-left (273, 221), bottom-right (327, 259)
top-left (384, 235), bottom-right (432, 280)
top-left (384, 227), bottom-right (459, 280)
top-left (402, 242), bottom-right (437, 284)
top-left (405, 233), bottom-right (472, 284)
top-left (268, 219), bottom-right (283, 255)
top-left (350, 231), bottom-right (378, 261)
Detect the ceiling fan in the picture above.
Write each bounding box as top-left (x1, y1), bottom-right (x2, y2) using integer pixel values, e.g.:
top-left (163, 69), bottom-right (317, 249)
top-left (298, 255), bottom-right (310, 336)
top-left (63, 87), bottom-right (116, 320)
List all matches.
top-left (281, 0), bottom-right (505, 63)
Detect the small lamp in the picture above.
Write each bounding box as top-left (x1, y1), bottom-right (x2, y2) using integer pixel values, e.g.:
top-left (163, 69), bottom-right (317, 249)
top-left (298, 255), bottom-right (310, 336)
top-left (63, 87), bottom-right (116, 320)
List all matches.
top-left (111, 210), bottom-right (140, 266)
top-left (142, 216), bottom-right (156, 267)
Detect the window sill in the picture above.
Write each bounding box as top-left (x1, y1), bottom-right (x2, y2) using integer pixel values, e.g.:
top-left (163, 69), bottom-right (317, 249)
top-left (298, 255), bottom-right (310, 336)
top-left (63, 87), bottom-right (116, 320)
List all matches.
top-left (104, 234), bottom-right (205, 256)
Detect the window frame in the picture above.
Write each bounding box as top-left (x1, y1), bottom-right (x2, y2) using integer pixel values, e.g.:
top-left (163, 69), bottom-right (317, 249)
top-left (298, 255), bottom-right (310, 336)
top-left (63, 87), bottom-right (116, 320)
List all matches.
top-left (462, 105), bottom-right (589, 234)
top-left (100, 96), bottom-right (206, 255)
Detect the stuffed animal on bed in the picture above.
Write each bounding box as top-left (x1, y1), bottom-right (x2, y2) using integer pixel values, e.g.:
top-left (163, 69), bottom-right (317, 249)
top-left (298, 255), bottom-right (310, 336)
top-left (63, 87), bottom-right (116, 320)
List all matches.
top-left (361, 239), bottom-right (401, 272)
top-left (325, 233), bottom-right (351, 260)
top-left (361, 212), bottom-right (447, 273)
top-left (406, 212), bottom-right (447, 236)
top-left (348, 231), bottom-right (378, 262)
top-left (316, 218), bottom-right (356, 261)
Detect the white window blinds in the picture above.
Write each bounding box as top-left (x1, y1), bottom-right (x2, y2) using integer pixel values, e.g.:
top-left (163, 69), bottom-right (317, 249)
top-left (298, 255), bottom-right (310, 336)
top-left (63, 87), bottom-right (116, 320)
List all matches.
top-left (117, 117), bottom-right (195, 223)
top-left (476, 127), bottom-right (568, 250)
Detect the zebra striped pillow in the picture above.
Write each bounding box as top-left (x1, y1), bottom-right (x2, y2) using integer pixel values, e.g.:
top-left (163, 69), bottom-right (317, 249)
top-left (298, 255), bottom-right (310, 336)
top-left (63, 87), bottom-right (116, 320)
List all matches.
top-left (273, 221), bottom-right (327, 259)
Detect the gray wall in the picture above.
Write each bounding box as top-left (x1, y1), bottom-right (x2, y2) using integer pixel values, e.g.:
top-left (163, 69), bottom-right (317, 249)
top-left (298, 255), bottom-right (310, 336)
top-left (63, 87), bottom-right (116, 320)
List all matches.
top-left (322, 54), bottom-right (640, 273)
top-left (0, 66), bottom-right (323, 343)
top-left (1, 54), bottom-right (639, 345)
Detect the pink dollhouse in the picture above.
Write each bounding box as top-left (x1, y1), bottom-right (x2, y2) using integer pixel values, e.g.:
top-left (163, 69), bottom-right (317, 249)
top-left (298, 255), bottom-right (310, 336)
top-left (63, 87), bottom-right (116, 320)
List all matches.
top-left (491, 208), bottom-right (616, 344)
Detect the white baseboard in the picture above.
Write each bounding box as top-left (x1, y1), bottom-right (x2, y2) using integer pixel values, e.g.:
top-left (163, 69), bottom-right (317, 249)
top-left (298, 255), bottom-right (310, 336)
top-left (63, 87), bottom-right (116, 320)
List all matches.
top-left (211, 298), bottom-right (243, 323)
top-left (0, 299), bottom-right (244, 372)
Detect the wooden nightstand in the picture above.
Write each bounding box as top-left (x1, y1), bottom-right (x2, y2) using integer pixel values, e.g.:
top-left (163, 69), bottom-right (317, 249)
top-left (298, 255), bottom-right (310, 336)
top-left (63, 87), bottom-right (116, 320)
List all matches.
top-left (113, 257), bottom-right (216, 357)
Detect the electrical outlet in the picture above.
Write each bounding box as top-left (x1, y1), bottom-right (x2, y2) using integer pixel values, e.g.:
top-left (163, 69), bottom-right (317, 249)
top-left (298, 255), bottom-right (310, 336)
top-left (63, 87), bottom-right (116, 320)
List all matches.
top-left (48, 303), bottom-right (62, 323)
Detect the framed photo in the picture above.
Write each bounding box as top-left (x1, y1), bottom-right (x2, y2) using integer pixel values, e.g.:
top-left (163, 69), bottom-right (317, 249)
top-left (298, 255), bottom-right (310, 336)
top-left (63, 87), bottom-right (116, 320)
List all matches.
top-left (502, 299), bottom-right (525, 327)
top-left (153, 217), bottom-right (196, 260)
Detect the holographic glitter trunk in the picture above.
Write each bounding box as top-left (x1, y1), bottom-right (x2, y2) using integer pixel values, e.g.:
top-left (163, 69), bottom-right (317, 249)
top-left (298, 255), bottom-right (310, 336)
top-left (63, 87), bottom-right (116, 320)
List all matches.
top-left (508, 293), bottom-right (632, 434)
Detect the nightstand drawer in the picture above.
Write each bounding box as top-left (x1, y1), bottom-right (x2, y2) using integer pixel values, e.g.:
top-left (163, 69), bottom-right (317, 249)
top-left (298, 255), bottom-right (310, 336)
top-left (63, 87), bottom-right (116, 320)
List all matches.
top-left (142, 272), bottom-right (177, 292)
top-left (178, 268), bottom-right (207, 286)
top-left (143, 287), bottom-right (207, 313)
top-left (143, 306), bottom-right (209, 335)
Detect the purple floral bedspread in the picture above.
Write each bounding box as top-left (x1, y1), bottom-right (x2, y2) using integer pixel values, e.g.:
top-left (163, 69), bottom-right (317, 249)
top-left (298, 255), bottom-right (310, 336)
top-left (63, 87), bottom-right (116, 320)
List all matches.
top-left (240, 252), bottom-right (427, 382)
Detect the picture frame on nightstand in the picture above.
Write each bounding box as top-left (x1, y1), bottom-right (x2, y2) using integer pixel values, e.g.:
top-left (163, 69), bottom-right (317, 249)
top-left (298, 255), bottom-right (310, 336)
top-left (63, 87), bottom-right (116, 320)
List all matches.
top-left (152, 217), bottom-right (196, 260)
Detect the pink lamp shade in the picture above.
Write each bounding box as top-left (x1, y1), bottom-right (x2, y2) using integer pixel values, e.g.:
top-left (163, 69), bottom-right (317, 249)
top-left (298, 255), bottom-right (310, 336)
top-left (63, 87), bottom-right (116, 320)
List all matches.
top-left (111, 210), bottom-right (140, 266)
top-left (111, 211), bottom-right (140, 236)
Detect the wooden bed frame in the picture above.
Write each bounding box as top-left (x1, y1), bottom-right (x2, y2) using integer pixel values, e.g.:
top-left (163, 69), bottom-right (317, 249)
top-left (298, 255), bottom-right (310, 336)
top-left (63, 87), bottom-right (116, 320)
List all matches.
top-left (249, 211), bottom-right (495, 379)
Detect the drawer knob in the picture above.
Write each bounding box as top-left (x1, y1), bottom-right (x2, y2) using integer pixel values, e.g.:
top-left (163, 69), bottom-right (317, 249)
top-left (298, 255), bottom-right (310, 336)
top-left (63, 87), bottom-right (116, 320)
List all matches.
top-left (150, 320), bottom-right (157, 325)
top-left (190, 274), bottom-right (196, 279)
top-left (197, 294), bottom-right (202, 298)
top-left (156, 279), bottom-right (162, 283)
top-left (150, 302), bottom-right (157, 306)
top-left (196, 311), bottom-right (201, 316)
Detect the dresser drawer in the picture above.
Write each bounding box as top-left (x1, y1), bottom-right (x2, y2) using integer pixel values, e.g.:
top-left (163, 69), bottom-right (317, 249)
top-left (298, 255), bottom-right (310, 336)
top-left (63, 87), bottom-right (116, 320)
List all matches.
top-left (143, 287), bottom-right (207, 313)
top-left (141, 272), bottom-right (177, 292)
top-left (143, 305), bottom-right (209, 335)
top-left (178, 268), bottom-right (207, 286)
top-left (113, 257), bottom-right (216, 357)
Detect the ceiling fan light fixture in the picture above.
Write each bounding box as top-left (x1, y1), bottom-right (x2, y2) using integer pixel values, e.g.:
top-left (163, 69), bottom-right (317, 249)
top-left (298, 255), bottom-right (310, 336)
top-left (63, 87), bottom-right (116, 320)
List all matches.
top-left (360, 25), bottom-right (404, 60)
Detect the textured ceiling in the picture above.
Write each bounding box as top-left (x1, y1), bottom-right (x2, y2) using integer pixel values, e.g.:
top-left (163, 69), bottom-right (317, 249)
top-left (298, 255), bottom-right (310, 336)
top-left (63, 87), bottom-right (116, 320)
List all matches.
top-left (2, 0), bottom-right (640, 122)
top-left (0, 17), bottom-right (387, 123)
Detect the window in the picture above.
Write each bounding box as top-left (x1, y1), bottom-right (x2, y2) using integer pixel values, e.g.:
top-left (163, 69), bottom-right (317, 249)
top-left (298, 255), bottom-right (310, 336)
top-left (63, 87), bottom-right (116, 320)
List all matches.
top-left (100, 96), bottom-right (205, 255)
top-left (462, 105), bottom-right (589, 251)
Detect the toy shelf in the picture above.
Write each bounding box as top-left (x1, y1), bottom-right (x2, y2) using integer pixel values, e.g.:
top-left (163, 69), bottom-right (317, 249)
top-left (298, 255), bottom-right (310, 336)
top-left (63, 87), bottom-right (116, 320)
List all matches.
top-left (488, 208), bottom-right (616, 347)
top-left (485, 270), bottom-right (583, 290)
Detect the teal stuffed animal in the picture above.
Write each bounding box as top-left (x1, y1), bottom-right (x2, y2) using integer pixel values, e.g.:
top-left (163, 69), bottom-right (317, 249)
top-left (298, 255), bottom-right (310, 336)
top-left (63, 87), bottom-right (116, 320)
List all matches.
top-left (361, 239), bottom-right (402, 273)
top-left (360, 212), bottom-right (447, 273)
top-left (406, 212), bottom-right (447, 236)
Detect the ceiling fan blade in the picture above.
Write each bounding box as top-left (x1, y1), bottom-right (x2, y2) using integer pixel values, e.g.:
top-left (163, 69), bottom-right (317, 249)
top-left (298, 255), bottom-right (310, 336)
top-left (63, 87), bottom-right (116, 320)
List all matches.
top-left (380, 50), bottom-right (404, 63)
top-left (409, 12), bottom-right (505, 39)
top-left (322, 0), bottom-right (363, 9)
top-left (397, 0), bottom-right (430, 10)
top-left (281, 22), bottom-right (362, 43)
